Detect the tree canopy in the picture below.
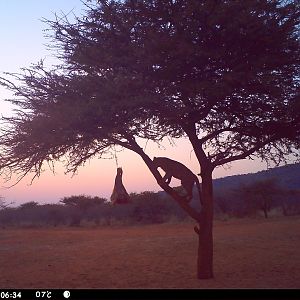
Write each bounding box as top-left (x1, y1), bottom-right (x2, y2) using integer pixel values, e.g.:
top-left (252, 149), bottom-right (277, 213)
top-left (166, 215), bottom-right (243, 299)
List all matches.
top-left (1, 0), bottom-right (299, 182)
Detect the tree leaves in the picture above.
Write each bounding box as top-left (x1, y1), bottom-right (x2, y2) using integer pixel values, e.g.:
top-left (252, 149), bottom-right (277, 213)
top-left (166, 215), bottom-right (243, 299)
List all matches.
top-left (0, 0), bottom-right (299, 183)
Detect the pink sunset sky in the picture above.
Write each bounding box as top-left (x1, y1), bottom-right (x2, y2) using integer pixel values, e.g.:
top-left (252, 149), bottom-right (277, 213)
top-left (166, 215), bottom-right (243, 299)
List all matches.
top-left (0, 1), bottom-right (278, 205)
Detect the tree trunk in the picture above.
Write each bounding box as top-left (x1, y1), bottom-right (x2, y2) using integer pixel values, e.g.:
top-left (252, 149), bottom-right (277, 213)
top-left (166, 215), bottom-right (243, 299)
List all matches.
top-left (196, 170), bottom-right (214, 279)
top-left (262, 200), bottom-right (268, 218)
top-left (129, 138), bottom-right (214, 279)
top-left (263, 207), bottom-right (268, 218)
top-left (281, 200), bottom-right (288, 216)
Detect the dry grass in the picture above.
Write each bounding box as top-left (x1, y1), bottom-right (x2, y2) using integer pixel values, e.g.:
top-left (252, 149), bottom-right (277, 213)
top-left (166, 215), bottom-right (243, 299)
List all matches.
top-left (0, 216), bottom-right (299, 288)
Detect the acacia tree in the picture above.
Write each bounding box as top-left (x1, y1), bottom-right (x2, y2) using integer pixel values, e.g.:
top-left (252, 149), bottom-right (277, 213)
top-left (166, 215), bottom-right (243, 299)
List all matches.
top-left (0, 0), bottom-right (299, 279)
top-left (0, 196), bottom-right (14, 210)
top-left (0, 196), bottom-right (7, 209)
top-left (237, 178), bottom-right (282, 218)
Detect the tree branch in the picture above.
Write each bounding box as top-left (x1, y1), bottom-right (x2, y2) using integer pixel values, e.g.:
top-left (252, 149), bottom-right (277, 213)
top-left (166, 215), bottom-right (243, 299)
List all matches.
top-left (120, 137), bottom-right (201, 222)
top-left (213, 138), bottom-right (274, 167)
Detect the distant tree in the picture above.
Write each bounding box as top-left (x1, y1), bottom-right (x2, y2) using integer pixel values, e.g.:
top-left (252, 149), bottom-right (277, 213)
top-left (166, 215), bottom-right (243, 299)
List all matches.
top-left (0, 196), bottom-right (5, 209)
top-left (0, 196), bottom-right (13, 210)
top-left (60, 195), bottom-right (106, 211)
top-left (40, 204), bottom-right (67, 227)
top-left (215, 193), bottom-right (231, 215)
top-left (280, 188), bottom-right (300, 216)
top-left (236, 178), bottom-right (300, 218)
top-left (131, 191), bottom-right (169, 223)
top-left (237, 178), bottom-right (280, 218)
top-left (60, 195), bottom-right (107, 226)
top-left (0, 0), bottom-right (299, 279)
top-left (19, 201), bottom-right (39, 210)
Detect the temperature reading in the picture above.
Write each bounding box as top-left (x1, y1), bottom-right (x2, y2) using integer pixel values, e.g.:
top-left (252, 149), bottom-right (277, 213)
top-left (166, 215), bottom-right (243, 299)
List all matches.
top-left (35, 291), bottom-right (52, 299)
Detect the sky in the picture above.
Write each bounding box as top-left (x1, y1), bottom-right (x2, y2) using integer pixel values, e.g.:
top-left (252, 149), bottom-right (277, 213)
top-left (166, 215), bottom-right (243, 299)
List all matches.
top-left (0, 0), bottom-right (276, 206)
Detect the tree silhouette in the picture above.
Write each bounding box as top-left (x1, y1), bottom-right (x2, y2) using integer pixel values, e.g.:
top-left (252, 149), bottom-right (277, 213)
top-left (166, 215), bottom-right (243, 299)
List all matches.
top-left (0, 0), bottom-right (299, 279)
top-left (60, 195), bottom-right (106, 210)
top-left (237, 178), bottom-right (280, 218)
top-left (19, 201), bottom-right (39, 210)
top-left (0, 196), bottom-right (13, 210)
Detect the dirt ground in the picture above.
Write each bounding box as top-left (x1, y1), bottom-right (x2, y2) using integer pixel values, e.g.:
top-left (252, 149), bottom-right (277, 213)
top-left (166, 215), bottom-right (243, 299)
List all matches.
top-left (0, 216), bottom-right (299, 289)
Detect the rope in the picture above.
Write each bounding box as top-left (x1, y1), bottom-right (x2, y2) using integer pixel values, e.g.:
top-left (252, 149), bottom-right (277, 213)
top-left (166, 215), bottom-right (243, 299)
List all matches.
top-left (113, 145), bottom-right (119, 168)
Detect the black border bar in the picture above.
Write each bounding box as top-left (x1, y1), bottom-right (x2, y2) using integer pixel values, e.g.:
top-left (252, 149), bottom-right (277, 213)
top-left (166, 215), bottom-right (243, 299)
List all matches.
top-left (0, 288), bottom-right (298, 300)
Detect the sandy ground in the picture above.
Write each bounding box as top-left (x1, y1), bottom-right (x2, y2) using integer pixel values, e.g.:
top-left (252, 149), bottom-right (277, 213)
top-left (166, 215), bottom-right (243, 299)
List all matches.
top-left (0, 216), bottom-right (299, 289)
